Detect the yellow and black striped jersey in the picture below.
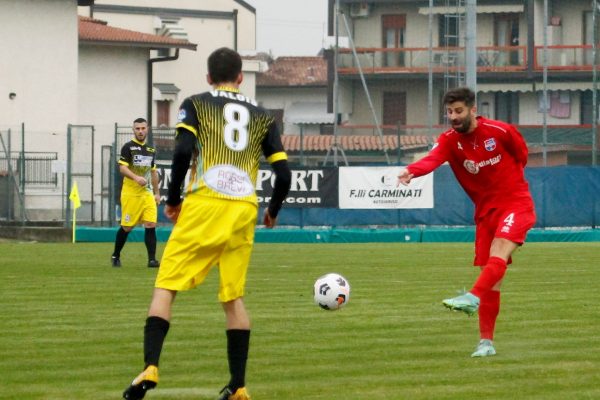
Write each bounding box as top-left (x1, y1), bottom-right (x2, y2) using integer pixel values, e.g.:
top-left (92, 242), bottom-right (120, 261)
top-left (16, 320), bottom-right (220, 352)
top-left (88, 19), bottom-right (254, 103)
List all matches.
top-left (118, 139), bottom-right (157, 196)
top-left (175, 86), bottom-right (287, 204)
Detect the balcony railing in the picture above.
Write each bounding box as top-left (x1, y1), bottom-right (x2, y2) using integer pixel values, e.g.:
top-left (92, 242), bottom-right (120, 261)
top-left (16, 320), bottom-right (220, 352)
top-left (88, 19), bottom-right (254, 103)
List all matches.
top-left (337, 46), bottom-right (527, 74)
top-left (337, 45), bottom-right (600, 74)
top-left (533, 45), bottom-right (600, 71)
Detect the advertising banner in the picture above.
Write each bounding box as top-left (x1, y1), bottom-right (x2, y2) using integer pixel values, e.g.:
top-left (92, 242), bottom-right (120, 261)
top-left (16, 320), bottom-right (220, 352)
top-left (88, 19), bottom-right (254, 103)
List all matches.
top-left (154, 162), bottom-right (338, 208)
top-left (338, 166), bottom-right (434, 209)
top-left (256, 167), bottom-right (338, 208)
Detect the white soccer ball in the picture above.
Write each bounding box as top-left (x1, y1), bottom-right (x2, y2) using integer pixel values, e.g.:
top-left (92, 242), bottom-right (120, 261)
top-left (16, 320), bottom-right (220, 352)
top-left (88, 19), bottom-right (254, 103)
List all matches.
top-left (313, 273), bottom-right (351, 310)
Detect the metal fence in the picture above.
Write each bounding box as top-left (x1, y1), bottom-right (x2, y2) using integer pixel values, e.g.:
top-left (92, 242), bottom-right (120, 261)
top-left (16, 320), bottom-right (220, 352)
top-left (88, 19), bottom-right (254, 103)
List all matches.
top-left (1, 120), bottom-right (597, 226)
top-left (1, 129), bottom-right (60, 222)
top-left (0, 152), bottom-right (58, 186)
top-left (66, 124), bottom-right (95, 224)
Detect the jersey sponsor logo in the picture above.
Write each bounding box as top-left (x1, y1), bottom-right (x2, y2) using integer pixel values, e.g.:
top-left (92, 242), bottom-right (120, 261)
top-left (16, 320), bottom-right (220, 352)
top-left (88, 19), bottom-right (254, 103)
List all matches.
top-left (130, 146), bottom-right (141, 151)
top-left (133, 154), bottom-right (153, 167)
top-left (177, 108), bottom-right (186, 122)
top-left (463, 154), bottom-right (502, 174)
top-left (380, 173), bottom-right (396, 186)
top-left (478, 154), bottom-right (502, 168)
top-left (204, 164), bottom-right (254, 197)
top-left (484, 138), bottom-right (497, 151)
top-left (463, 159), bottom-right (480, 174)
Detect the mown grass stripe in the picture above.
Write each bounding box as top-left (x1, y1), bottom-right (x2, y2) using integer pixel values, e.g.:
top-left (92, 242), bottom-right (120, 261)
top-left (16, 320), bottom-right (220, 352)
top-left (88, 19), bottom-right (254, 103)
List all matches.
top-left (0, 242), bottom-right (598, 399)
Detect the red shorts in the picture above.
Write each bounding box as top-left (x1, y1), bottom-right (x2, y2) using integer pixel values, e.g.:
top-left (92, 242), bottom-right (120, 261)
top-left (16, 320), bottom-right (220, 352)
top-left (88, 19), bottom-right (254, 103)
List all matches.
top-left (474, 206), bottom-right (536, 266)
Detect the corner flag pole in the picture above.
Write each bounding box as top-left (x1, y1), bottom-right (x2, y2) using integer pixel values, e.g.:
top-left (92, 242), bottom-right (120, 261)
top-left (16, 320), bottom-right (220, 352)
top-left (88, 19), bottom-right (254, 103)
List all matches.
top-left (69, 181), bottom-right (81, 243)
top-left (72, 206), bottom-right (77, 243)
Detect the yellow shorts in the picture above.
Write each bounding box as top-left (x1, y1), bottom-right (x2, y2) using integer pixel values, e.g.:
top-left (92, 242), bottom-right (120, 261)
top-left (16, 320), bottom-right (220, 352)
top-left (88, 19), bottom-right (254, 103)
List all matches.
top-left (120, 192), bottom-right (157, 226)
top-left (155, 195), bottom-right (258, 303)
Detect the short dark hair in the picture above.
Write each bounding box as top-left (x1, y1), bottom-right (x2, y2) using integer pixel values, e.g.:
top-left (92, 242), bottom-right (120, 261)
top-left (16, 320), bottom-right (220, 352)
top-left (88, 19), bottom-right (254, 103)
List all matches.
top-left (442, 87), bottom-right (476, 108)
top-left (133, 117), bottom-right (147, 124)
top-left (208, 47), bottom-right (242, 84)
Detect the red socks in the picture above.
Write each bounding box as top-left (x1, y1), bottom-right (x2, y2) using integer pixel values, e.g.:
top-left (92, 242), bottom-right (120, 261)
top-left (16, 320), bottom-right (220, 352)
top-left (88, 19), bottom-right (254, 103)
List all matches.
top-left (470, 256), bottom-right (507, 298)
top-left (478, 290), bottom-right (500, 340)
top-left (471, 257), bottom-right (507, 340)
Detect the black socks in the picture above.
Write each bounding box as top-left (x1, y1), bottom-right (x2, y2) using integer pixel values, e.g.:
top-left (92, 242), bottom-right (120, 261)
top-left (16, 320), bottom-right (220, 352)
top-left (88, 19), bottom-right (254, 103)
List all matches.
top-left (144, 316), bottom-right (170, 367)
top-left (226, 329), bottom-right (251, 391)
top-left (113, 227), bottom-right (130, 257)
top-left (144, 227), bottom-right (157, 260)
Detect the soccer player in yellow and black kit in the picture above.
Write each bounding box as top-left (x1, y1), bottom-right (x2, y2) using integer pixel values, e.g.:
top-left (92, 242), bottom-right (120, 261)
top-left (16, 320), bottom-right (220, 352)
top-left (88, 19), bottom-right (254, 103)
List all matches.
top-left (122, 48), bottom-right (291, 400)
top-left (112, 118), bottom-right (161, 268)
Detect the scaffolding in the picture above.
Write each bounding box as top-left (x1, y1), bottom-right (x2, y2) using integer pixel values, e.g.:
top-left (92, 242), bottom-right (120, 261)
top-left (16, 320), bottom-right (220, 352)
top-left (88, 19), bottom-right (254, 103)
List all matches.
top-left (442, 0), bottom-right (466, 93)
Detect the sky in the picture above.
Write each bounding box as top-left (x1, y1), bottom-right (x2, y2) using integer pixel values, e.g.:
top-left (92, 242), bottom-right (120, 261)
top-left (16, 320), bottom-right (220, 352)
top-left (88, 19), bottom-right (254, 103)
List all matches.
top-left (245, 0), bottom-right (329, 57)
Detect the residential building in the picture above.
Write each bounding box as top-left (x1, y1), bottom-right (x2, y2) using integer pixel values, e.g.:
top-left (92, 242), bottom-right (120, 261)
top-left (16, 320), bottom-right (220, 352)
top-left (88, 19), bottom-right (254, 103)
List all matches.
top-left (255, 54), bottom-right (431, 165)
top-left (81, 0), bottom-right (260, 127)
top-left (327, 0), bottom-right (599, 165)
top-left (0, 0), bottom-right (196, 221)
top-left (256, 55), bottom-right (333, 136)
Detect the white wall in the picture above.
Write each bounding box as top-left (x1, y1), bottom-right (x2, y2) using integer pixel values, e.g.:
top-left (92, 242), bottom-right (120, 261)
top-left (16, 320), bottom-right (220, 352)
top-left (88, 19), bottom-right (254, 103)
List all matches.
top-left (78, 45), bottom-right (150, 217)
top-left (257, 87), bottom-right (329, 135)
top-left (78, 46), bottom-right (148, 142)
top-left (0, 0), bottom-right (78, 156)
top-left (0, 0), bottom-right (79, 219)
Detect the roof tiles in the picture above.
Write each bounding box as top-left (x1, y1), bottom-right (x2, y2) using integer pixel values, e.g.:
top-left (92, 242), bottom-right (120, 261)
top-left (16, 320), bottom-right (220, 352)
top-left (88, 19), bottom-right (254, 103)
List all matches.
top-left (257, 56), bottom-right (327, 87)
top-left (280, 135), bottom-right (431, 152)
top-left (78, 16), bottom-right (196, 50)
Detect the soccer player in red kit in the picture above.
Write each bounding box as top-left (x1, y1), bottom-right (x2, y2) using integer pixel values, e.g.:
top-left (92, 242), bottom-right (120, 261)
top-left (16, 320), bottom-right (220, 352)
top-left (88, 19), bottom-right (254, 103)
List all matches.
top-left (398, 87), bottom-right (536, 357)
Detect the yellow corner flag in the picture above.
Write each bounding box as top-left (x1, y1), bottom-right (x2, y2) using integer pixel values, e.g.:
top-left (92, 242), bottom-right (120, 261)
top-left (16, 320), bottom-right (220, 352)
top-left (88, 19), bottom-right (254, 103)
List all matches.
top-left (69, 181), bottom-right (81, 243)
top-left (69, 181), bottom-right (81, 209)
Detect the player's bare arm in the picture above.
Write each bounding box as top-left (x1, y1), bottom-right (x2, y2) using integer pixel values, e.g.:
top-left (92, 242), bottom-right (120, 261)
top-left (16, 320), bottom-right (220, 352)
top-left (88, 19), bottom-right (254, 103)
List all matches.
top-left (119, 164), bottom-right (147, 186)
top-left (151, 169), bottom-right (160, 204)
top-left (397, 168), bottom-right (414, 186)
top-left (163, 203), bottom-right (181, 223)
top-left (262, 209), bottom-right (277, 228)
top-left (264, 159), bottom-right (291, 228)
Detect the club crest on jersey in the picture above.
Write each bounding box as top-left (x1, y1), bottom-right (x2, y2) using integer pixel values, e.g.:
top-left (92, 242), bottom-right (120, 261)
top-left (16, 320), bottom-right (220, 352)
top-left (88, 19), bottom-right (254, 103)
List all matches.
top-left (177, 108), bottom-right (186, 122)
top-left (484, 138), bottom-right (496, 151)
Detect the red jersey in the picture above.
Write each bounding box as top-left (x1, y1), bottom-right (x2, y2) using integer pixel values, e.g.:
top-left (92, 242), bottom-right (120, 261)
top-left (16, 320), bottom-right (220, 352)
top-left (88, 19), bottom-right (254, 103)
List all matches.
top-left (407, 117), bottom-right (534, 220)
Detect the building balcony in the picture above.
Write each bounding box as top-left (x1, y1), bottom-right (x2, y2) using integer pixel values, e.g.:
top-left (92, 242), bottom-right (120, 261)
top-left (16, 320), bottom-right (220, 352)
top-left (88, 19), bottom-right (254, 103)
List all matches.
top-left (533, 45), bottom-right (600, 71)
top-left (337, 45), bottom-right (600, 76)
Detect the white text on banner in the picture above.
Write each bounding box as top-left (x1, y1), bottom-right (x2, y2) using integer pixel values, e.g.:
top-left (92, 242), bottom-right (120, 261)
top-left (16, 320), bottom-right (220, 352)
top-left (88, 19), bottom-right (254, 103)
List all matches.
top-left (339, 167), bottom-right (434, 209)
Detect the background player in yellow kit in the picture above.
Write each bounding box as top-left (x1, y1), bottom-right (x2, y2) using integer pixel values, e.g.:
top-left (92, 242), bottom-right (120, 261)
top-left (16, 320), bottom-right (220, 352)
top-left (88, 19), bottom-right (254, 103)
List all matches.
top-left (111, 118), bottom-right (161, 268)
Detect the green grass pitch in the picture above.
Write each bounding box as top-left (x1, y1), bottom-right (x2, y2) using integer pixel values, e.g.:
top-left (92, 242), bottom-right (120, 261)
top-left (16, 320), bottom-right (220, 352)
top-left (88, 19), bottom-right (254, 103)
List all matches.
top-left (1, 241), bottom-right (599, 399)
